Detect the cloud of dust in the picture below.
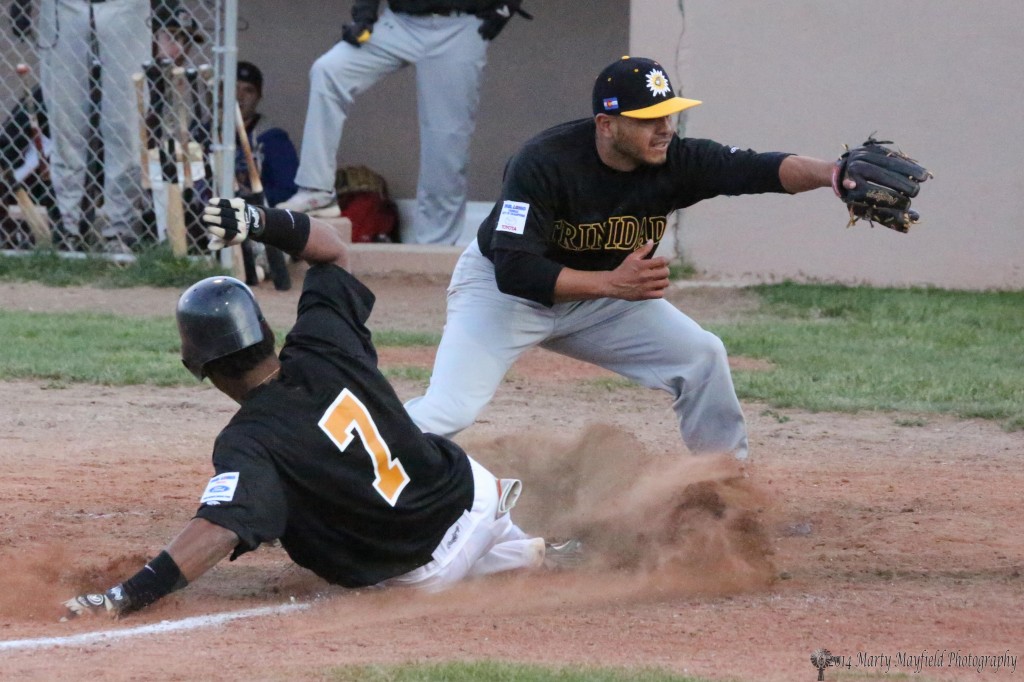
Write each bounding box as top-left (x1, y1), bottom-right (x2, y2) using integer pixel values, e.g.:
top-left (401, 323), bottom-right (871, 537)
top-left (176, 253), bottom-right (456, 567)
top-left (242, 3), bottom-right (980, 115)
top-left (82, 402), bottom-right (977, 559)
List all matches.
top-left (1, 425), bottom-right (775, 627)
top-left (466, 423), bottom-right (777, 597)
top-left (0, 546), bottom-right (148, 623)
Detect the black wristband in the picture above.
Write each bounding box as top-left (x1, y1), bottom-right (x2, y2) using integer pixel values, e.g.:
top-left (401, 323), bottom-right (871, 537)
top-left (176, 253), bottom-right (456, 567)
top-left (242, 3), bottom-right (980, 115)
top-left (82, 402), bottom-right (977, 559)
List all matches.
top-left (119, 550), bottom-right (189, 613)
top-left (249, 207), bottom-right (310, 255)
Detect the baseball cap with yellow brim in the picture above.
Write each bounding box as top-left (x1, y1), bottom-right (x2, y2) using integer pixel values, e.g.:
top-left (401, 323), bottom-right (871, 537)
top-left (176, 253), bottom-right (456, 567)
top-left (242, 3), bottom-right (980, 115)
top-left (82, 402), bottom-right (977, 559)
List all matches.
top-left (592, 56), bottom-right (702, 119)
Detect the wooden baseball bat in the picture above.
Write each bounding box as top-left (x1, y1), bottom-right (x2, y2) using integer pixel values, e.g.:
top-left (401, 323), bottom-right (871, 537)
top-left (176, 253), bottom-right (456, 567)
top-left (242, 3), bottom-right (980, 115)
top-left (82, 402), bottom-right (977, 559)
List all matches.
top-left (230, 105), bottom-right (261, 281)
top-left (131, 72), bottom-right (150, 190)
top-left (13, 186), bottom-right (50, 248)
top-left (230, 241), bottom-right (246, 280)
top-left (15, 63), bottom-right (48, 181)
top-left (187, 64), bottom-right (214, 139)
top-left (0, 158), bottom-right (50, 247)
top-left (183, 64), bottom-right (243, 275)
top-left (235, 103), bottom-right (263, 194)
top-left (148, 59), bottom-right (186, 257)
top-left (164, 140), bottom-right (188, 257)
top-left (170, 67), bottom-right (193, 189)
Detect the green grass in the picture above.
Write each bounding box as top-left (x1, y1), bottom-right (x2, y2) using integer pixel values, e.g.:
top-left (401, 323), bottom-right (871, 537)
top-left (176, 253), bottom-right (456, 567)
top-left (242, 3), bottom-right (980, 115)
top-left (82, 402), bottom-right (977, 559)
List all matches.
top-left (669, 260), bottom-right (697, 280)
top-left (0, 244), bottom-right (226, 288)
top-left (2, 281), bottom-right (1022, 431)
top-left (585, 377), bottom-right (640, 391)
top-left (381, 365), bottom-right (433, 383)
top-left (1, 310), bottom-right (190, 386)
top-left (712, 283), bottom-right (1024, 429)
top-left (373, 330), bottom-right (442, 347)
top-left (323, 661), bottom-right (709, 682)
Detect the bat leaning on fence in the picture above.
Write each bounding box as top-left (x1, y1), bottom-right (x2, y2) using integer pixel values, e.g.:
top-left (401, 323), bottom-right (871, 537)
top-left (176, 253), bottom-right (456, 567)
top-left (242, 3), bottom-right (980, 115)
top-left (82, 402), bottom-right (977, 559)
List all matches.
top-left (15, 63), bottom-right (48, 181)
top-left (8, 63), bottom-right (51, 247)
top-left (171, 67), bottom-right (194, 191)
top-left (2, 163), bottom-right (50, 248)
top-left (131, 72), bottom-right (150, 191)
top-left (162, 143), bottom-right (188, 257)
top-left (143, 59), bottom-right (188, 257)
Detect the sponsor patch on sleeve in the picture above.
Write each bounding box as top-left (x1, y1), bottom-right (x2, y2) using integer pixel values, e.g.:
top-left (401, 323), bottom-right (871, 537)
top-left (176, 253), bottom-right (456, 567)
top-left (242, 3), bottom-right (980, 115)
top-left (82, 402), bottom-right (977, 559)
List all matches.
top-left (495, 200), bottom-right (529, 235)
top-left (200, 472), bottom-right (240, 506)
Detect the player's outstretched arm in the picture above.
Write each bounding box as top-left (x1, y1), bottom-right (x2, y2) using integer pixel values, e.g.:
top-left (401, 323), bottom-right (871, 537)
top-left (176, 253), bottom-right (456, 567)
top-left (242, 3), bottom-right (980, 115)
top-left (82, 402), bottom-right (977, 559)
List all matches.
top-left (60, 519), bottom-right (238, 621)
top-left (553, 240), bottom-right (670, 303)
top-left (201, 197), bottom-right (350, 270)
top-left (778, 155), bottom-right (853, 194)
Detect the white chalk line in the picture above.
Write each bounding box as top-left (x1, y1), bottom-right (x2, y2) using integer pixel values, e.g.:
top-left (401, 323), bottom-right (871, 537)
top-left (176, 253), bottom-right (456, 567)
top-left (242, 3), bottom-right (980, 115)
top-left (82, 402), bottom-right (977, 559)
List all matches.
top-left (0, 601), bottom-right (310, 652)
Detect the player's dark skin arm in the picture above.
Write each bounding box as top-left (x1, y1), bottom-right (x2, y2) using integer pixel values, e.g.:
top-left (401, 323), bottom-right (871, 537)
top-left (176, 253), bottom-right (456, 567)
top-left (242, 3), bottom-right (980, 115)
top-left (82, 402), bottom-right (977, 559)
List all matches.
top-left (253, 209), bottom-right (350, 269)
top-left (301, 216), bottom-right (351, 269)
top-left (210, 213), bottom-right (349, 408)
top-left (163, 518), bottom-right (239, 583)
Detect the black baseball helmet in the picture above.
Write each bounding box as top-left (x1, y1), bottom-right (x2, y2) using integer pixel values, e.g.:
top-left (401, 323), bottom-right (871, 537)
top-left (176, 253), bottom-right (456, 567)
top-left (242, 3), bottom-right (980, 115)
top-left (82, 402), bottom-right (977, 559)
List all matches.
top-left (176, 276), bottom-right (265, 380)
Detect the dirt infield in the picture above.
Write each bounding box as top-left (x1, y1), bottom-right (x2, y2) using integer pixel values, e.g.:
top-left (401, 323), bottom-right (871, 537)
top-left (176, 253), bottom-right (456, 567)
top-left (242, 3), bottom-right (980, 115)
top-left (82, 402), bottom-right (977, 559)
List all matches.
top-left (1, 272), bottom-right (1021, 682)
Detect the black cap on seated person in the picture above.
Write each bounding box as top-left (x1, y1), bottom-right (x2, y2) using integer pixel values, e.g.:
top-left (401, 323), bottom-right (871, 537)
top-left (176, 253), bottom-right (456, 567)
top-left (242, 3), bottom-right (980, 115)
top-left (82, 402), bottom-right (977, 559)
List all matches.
top-left (592, 56), bottom-right (702, 119)
top-left (237, 61), bottom-right (264, 96)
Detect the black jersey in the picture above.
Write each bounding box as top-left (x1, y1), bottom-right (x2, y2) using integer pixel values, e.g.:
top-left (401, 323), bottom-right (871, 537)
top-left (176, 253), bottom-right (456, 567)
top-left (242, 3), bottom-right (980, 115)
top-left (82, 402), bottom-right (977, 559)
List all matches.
top-left (477, 118), bottom-right (791, 271)
top-left (195, 265), bottom-right (474, 588)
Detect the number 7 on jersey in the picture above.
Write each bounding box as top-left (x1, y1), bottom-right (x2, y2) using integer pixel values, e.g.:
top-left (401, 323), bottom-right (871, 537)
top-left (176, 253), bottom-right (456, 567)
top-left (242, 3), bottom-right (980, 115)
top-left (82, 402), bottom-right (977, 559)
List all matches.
top-left (318, 388), bottom-right (411, 506)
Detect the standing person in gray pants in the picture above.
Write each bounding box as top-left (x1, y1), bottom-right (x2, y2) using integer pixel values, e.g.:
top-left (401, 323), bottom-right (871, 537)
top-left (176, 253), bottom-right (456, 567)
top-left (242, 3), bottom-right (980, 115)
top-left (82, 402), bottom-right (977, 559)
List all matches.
top-left (13, 0), bottom-right (151, 252)
top-left (279, 0), bottom-right (531, 246)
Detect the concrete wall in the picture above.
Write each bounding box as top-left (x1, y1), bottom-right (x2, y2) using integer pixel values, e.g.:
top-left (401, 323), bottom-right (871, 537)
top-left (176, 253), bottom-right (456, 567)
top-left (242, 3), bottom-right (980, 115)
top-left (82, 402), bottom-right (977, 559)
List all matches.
top-left (633, 0), bottom-right (1024, 290)
top-left (237, 0), bottom-right (629, 208)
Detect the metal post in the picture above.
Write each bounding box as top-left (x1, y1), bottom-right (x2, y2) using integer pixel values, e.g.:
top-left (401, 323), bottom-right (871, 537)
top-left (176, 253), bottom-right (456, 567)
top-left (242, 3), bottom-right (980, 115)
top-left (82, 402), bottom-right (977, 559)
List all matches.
top-left (216, 0), bottom-right (239, 271)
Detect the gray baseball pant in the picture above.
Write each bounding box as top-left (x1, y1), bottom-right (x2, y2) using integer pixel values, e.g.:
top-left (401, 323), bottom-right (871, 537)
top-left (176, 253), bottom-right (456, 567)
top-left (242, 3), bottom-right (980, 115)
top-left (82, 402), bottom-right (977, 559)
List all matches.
top-left (294, 7), bottom-right (488, 245)
top-left (404, 241), bottom-right (750, 460)
top-left (37, 0), bottom-right (149, 239)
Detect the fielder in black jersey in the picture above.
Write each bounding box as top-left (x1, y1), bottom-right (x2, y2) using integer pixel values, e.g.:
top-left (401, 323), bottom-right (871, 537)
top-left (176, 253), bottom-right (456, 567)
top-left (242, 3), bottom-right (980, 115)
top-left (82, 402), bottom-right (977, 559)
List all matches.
top-left (61, 200), bottom-right (577, 621)
top-left (403, 55), bottom-right (905, 460)
top-left (475, 118), bottom-right (792, 285)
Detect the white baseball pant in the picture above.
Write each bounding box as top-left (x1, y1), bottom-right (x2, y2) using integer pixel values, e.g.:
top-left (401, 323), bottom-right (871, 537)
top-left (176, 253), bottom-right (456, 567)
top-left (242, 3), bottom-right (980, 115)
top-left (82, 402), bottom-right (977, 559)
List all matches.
top-left (380, 456), bottom-right (542, 591)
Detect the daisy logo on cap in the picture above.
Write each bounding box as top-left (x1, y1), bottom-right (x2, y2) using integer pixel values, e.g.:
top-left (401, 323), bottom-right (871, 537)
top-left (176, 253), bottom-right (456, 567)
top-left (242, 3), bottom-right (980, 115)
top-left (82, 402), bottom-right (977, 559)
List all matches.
top-left (645, 69), bottom-right (670, 97)
top-left (592, 56), bottom-right (702, 119)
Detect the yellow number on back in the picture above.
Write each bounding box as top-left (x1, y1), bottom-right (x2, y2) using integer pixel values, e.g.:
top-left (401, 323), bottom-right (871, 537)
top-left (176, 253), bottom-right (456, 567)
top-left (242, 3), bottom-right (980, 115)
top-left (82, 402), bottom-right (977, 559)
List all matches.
top-left (318, 388), bottom-right (410, 506)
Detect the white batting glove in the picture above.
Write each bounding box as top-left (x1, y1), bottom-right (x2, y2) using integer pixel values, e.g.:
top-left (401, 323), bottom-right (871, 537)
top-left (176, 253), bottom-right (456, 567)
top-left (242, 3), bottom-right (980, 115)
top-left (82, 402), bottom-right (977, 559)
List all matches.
top-left (60, 585), bottom-right (132, 621)
top-left (201, 197), bottom-right (262, 250)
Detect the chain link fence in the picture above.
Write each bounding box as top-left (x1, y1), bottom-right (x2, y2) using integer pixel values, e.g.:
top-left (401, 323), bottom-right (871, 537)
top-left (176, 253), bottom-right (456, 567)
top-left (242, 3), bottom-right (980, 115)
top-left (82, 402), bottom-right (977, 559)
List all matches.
top-left (1, 0), bottom-right (236, 258)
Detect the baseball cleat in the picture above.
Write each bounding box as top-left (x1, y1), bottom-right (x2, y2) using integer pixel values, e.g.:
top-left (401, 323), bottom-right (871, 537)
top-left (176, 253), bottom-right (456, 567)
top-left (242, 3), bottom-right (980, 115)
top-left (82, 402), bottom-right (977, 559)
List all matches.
top-left (543, 538), bottom-right (584, 570)
top-left (278, 188), bottom-right (340, 217)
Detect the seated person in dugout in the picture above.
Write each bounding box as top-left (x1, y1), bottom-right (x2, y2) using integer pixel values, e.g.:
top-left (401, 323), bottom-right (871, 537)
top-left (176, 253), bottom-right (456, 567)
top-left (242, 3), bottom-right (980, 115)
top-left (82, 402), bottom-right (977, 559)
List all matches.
top-left (61, 198), bottom-right (581, 620)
